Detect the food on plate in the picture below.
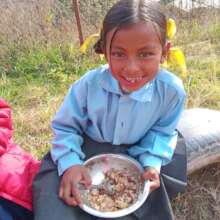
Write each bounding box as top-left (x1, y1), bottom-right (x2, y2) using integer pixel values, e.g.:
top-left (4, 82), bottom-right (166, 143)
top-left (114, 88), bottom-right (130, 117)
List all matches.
top-left (87, 168), bottom-right (139, 212)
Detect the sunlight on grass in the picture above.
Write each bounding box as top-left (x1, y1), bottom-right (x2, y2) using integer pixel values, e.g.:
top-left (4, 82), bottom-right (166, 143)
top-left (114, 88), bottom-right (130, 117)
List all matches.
top-left (1, 20), bottom-right (220, 155)
top-left (173, 163), bottom-right (220, 220)
top-left (0, 45), bottom-right (104, 158)
top-left (0, 3), bottom-right (220, 219)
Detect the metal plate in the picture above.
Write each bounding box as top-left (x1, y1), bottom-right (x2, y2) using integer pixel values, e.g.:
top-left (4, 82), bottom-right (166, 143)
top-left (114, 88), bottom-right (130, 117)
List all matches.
top-left (79, 153), bottom-right (150, 218)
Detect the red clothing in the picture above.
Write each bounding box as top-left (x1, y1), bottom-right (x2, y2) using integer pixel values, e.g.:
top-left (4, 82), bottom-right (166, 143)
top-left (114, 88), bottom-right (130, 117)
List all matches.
top-left (0, 99), bottom-right (41, 211)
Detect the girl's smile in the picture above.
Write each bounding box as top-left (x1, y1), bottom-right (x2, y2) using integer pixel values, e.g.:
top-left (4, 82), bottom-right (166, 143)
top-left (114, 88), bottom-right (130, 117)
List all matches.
top-left (105, 22), bottom-right (168, 92)
top-left (117, 75), bottom-right (149, 92)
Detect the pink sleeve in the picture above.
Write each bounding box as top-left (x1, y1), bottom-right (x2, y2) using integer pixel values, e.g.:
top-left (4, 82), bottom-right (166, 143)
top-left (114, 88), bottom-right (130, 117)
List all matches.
top-left (0, 99), bottom-right (13, 155)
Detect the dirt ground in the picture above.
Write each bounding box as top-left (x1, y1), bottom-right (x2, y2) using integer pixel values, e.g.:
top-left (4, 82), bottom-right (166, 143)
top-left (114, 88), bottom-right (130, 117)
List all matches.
top-left (173, 163), bottom-right (220, 220)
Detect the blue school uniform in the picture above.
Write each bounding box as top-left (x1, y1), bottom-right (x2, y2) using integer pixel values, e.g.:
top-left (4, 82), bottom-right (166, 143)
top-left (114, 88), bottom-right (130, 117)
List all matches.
top-left (50, 65), bottom-right (186, 175)
top-left (33, 65), bottom-right (187, 220)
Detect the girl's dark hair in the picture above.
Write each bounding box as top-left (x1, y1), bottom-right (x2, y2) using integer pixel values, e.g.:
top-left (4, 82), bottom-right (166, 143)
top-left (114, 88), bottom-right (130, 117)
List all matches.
top-left (94, 0), bottom-right (167, 54)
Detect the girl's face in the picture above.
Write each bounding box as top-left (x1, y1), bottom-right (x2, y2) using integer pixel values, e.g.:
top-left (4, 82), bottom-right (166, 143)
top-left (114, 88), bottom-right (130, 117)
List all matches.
top-left (105, 22), bottom-right (168, 92)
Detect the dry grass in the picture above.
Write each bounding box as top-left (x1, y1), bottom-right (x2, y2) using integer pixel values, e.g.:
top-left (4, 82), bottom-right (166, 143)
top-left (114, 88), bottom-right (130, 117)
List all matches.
top-left (0, 1), bottom-right (220, 219)
top-left (0, 0), bottom-right (77, 51)
top-left (12, 85), bottom-right (65, 158)
top-left (173, 163), bottom-right (220, 220)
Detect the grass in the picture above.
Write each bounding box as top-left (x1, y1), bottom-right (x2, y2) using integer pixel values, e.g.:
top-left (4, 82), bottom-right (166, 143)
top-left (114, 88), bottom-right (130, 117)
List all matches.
top-left (173, 163), bottom-right (220, 220)
top-left (0, 1), bottom-right (220, 219)
top-left (0, 45), bottom-right (104, 158)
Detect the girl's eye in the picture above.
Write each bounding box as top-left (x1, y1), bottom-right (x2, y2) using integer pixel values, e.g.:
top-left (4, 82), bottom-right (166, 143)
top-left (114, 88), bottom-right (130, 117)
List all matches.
top-left (111, 51), bottom-right (125, 58)
top-left (138, 52), bottom-right (154, 58)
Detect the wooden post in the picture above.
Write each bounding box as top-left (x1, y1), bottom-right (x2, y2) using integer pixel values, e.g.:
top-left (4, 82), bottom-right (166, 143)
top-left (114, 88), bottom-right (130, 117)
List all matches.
top-left (72, 0), bottom-right (84, 45)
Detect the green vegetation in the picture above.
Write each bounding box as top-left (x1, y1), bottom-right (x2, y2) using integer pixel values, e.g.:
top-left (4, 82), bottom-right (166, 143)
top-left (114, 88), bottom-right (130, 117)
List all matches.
top-left (1, 18), bottom-right (220, 157)
top-left (1, 7), bottom-right (220, 156)
top-left (0, 1), bottom-right (220, 219)
top-left (0, 45), bottom-right (104, 157)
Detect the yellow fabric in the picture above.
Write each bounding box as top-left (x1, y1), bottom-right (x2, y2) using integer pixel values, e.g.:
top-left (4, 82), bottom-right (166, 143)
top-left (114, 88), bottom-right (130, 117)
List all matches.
top-left (163, 47), bottom-right (187, 74)
top-left (79, 33), bottom-right (99, 54)
top-left (166, 18), bottom-right (176, 40)
top-left (164, 19), bottom-right (187, 73)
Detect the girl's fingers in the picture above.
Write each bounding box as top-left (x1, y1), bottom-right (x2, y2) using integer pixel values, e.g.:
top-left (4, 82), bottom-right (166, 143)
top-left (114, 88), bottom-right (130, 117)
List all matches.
top-left (142, 169), bottom-right (160, 192)
top-left (142, 169), bottom-right (159, 181)
top-left (62, 182), bottom-right (77, 206)
top-left (142, 171), bottom-right (150, 180)
top-left (142, 171), bottom-right (156, 180)
top-left (59, 166), bottom-right (90, 206)
top-left (149, 173), bottom-right (160, 192)
top-left (149, 178), bottom-right (160, 192)
top-left (71, 183), bottom-right (82, 206)
top-left (59, 186), bottom-right (63, 198)
top-left (82, 171), bottom-right (92, 188)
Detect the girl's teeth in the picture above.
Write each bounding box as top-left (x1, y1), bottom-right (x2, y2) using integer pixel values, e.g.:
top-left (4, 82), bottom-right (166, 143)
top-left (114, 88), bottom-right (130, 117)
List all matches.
top-left (125, 77), bottom-right (142, 82)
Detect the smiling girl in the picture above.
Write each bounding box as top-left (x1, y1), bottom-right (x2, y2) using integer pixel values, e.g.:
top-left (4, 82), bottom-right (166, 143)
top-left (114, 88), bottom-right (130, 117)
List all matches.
top-left (33, 1), bottom-right (187, 220)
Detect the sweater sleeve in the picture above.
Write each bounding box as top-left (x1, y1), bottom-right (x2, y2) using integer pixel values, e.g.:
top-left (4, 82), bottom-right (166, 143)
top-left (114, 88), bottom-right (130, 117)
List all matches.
top-left (50, 79), bottom-right (89, 176)
top-left (128, 91), bottom-right (185, 172)
top-left (0, 99), bottom-right (13, 156)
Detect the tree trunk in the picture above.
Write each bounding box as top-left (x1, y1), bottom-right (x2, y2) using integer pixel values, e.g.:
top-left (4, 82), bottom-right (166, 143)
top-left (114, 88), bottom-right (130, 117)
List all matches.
top-left (72, 0), bottom-right (84, 45)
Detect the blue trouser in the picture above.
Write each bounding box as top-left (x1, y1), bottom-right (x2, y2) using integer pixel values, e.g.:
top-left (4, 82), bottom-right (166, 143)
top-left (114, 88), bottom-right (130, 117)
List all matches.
top-left (0, 197), bottom-right (33, 220)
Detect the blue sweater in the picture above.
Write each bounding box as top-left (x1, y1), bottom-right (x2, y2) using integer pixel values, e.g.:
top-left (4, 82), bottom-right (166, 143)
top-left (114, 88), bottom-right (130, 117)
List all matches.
top-left (50, 65), bottom-right (186, 175)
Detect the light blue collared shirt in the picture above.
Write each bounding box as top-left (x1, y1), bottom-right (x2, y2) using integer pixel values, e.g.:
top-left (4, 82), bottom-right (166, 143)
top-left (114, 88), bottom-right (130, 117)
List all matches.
top-left (51, 65), bottom-right (186, 175)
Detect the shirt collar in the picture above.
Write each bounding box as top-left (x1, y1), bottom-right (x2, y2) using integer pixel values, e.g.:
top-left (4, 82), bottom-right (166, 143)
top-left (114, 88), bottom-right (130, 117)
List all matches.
top-left (99, 65), bottom-right (154, 103)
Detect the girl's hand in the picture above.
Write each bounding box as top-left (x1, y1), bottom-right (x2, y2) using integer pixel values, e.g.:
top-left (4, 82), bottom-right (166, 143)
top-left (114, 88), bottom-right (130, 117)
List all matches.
top-left (142, 166), bottom-right (160, 192)
top-left (59, 165), bottom-right (91, 207)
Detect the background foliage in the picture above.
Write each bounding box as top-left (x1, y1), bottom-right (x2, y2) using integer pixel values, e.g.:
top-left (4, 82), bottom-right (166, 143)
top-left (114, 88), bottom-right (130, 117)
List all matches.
top-left (0, 1), bottom-right (220, 219)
